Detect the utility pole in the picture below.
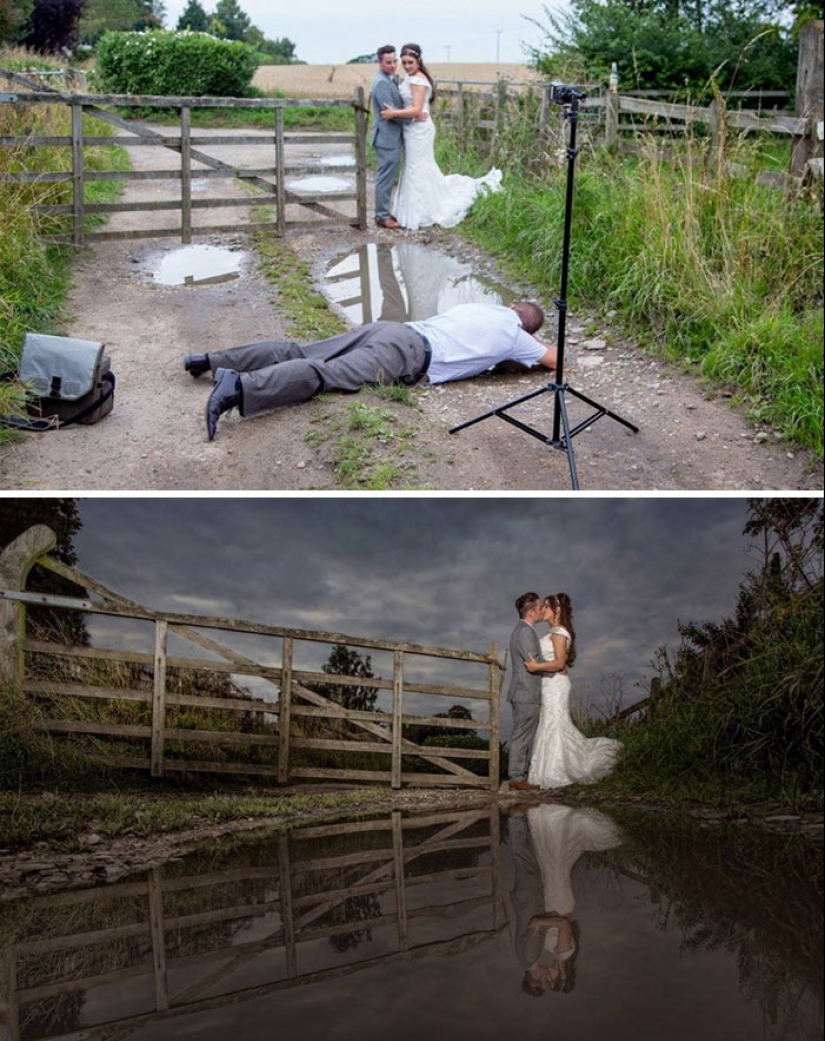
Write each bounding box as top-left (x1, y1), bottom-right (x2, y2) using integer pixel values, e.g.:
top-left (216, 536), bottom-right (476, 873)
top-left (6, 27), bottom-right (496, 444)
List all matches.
top-left (495, 29), bottom-right (502, 63)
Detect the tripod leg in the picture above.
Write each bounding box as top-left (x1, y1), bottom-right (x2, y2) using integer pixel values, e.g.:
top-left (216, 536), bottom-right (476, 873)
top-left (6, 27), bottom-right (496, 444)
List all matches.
top-left (556, 388), bottom-right (580, 490)
top-left (565, 385), bottom-right (639, 434)
top-left (449, 382), bottom-right (559, 434)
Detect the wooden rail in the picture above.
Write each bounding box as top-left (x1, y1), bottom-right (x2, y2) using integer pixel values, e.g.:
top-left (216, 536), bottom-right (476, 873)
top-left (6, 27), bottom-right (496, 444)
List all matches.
top-left (0, 68), bottom-right (368, 244)
top-left (0, 527), bottom-right (502, 789)
top-left (0, 806), bottom-right (503, 1041)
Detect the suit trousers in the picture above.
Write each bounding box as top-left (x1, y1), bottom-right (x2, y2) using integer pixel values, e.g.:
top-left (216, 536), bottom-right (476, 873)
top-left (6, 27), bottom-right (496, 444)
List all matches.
top-left (508, 701), bottom-right (542, 782)
top-left (208, 323), bottom-right (428, 416)
top-left (374, 144), bottom-right (402, 220)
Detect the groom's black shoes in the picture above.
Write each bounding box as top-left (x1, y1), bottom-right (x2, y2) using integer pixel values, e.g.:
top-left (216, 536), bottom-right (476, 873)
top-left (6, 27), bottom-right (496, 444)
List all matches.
top-left (206, 367), bottom-right (241, 441)
top-left (184, 353), bottom-right (211, 378)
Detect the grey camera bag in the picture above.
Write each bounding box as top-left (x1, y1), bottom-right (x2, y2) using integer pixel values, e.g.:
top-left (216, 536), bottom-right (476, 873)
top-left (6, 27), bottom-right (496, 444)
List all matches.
top-left (1, 334), bottom-right (115, 430)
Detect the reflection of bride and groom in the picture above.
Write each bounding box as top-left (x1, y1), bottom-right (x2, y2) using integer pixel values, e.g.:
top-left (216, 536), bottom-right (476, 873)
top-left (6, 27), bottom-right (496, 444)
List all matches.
top-left (370, 43), bottom-right (501, 231)
top-left (503, 803), bottom-right (623, 996)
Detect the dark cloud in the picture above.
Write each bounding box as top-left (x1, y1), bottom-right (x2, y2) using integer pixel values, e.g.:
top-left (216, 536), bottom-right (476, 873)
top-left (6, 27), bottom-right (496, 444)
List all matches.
top-left (26, 497), bottom-right (755, 730)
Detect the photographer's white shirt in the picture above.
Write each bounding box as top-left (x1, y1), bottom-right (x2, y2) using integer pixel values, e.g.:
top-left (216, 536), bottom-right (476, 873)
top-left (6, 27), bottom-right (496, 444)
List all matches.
top-left (407, 304), bottom-right (546, 385)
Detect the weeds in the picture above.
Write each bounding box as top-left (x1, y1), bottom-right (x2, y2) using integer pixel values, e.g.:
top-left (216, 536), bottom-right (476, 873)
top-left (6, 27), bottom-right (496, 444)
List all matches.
top-left (440, 108), bottom-right (824, 453)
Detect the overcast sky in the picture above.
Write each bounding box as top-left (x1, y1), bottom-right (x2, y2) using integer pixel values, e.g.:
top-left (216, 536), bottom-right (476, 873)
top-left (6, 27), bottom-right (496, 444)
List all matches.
top-left (161, 0), bottom-right (557, 65)
top-left (13, 497), bottom-right (758, 730)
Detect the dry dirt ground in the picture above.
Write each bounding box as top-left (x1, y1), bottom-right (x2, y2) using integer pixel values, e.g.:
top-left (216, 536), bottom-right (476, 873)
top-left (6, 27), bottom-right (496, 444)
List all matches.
top-left (0, 126), bottom-right (821, 492)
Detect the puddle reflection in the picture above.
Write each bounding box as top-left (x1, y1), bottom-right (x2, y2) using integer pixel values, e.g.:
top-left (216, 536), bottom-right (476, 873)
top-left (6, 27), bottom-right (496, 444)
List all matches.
top-left (324, 243), bottom-right (515, 324)
top-left (151, 245), bottom-right (243, 287)
top-left (1, 804), bottom-right (821, 1041)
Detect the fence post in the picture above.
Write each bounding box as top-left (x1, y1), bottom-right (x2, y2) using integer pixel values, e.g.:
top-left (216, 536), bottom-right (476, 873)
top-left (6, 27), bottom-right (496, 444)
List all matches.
top-left (605, 82), bottom-right (620, 150)
top-left (278, 834), bottom-right (298, 977)
top-left (150, 620), bottom-right (168, 778)
top-left (392, 810), bottom-right (408, 951)
top-left (71, 103), bottom-right (85, 246)
top-left (707, 96), bottom-right (726, 172)
top-left (278, 636), bottom-right (293, 784)
top-left (391, 649), bottom-right (403, 789)
top-left (180, 104), bottom-right (192, 244)
top-left (493, 79), bottom-right (508, 140)
top-left (354, 87), bottom-right (368, 231)
top-left (488, 642), bottom-right (501, 791)
top-left (0, 525), bottom-right (56, 689)
top-left (275, 106), bottom-right (286, 236)
top-left (790, 20), bottom-right (824, 178)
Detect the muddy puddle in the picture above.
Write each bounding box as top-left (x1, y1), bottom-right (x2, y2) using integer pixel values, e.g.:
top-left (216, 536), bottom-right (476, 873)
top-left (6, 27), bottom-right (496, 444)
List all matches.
top-left (150, 245), bottom-right (244, 287)
top-left (323, 242), bottom-right (515, 324)
top-left (2, 803), bottom-right (821, 1040)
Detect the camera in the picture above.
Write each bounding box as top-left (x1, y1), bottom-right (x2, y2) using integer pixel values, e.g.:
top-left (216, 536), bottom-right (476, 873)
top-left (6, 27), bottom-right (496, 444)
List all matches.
top-left (548, 83), bottom-right (586, 105)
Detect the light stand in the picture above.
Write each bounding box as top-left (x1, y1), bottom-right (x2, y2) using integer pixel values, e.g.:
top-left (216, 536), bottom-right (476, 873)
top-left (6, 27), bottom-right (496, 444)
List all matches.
top-left (449, 87), bottom-right (638, 489)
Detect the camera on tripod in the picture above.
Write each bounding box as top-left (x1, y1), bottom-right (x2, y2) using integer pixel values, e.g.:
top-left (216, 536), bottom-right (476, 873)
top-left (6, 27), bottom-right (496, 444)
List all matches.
top-left (548, 83), bottom-right (586, 105)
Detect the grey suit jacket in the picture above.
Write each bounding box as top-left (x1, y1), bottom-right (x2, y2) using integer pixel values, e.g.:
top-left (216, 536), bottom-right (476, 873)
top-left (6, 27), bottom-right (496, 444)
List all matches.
top-left (369, 69), bottom-right (411, 148)
top-left (506, 620), bottom-right (543, 703)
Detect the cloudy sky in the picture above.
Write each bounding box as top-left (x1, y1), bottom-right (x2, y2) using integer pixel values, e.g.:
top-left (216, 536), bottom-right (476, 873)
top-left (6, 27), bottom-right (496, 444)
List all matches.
top-left (161, 0), bottom-right (557, 65)
top-left (11, 496), bottom-right (758, 731)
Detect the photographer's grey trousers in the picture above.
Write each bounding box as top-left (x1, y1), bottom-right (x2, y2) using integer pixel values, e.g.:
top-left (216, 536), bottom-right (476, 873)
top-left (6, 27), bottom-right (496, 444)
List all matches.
top-left (208, 322), bottom-right (428, 416)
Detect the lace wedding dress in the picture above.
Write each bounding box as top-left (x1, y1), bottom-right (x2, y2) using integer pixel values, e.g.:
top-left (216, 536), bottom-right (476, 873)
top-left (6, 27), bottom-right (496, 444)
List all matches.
top-left (394, 74), bottom-right (502, 231)
top-left (527, 627), bottom-right (622, 789)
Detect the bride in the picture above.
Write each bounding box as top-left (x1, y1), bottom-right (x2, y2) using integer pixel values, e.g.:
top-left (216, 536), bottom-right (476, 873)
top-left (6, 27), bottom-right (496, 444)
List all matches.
top-left (525, 594), bottom-right (622, 789)
top-left (379, 43), bottom-right (502, 231)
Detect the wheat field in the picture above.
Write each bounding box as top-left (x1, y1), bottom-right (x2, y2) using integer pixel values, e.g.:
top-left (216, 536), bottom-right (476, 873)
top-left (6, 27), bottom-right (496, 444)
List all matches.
top-left (252, 62), bottom-right (542, 99)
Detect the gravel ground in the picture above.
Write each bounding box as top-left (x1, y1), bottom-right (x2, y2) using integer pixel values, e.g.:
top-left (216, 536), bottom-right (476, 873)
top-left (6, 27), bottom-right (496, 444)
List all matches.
top-left (0, 126), bottom-right (821, 492)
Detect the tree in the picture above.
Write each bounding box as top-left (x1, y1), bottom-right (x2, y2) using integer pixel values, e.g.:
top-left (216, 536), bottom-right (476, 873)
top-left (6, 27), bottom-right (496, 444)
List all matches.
top-left (529, 0), bottom-right (799, 93)
top-left (0, 498), bottom-right (88, 645)
top-left (0, 0), bottom-right (33, 41)
top-left (315, 644), bottom-right (378, 713)
top-left (212, 0), bottom-right (250, 40)
top-left (78, 0), bottom-right (142, 44)
top-left (176, 0), bottom-right (207, 31)
top-left (21, 0), bottom-right (85, 52)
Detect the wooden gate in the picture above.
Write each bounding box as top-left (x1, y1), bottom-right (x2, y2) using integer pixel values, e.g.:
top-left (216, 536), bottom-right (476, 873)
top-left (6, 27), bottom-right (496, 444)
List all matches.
top-left (0, 68), bottom-right (368, 245)
top-left (0, 527), bottom-right (502, 790)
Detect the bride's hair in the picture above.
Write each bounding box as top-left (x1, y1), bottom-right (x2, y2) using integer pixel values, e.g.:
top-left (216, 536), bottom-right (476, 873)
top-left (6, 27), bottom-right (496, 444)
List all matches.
top-left (545, 593), bottom-right (577, 666)
top-left (400, 42), bottom-right (437, 102)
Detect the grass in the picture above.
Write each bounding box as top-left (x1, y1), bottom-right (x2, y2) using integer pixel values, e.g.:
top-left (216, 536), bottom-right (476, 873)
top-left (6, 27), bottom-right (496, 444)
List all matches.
top-left (0, 70), bottom-right (129, 439)
top-left (0, 788), bottom-right (387, 852)
top-left (441, 122), bottom-right (824, 454)
top-left (306, 398), bottom-right (420, 489)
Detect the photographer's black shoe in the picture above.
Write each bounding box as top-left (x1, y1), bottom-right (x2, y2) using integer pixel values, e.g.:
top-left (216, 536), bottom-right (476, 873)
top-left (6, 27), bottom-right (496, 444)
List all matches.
top-left (206, 368), bottom-right (241, 441)
top-left (184, 353), bottom-right (210, 378)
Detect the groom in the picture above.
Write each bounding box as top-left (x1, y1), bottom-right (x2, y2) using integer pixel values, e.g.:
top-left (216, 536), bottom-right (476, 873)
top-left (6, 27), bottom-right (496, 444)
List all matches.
top-left (369, 45), bottom-right (414, 230)
top-left (506, 592), bottom-right (546, 791)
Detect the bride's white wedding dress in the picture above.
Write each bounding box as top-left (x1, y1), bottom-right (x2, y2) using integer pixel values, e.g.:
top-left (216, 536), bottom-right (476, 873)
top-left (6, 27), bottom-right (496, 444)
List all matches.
top-left (394, 74), bottom-right (502, 231)
top-left (528, 627), bottom-right (622, 789)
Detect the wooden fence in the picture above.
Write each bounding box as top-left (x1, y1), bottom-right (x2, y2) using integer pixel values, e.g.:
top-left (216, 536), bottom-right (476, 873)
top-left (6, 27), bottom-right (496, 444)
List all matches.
top-left (0, 67), bottom-right (368, 245)
top-left (0, 805), bottom-right (503, 1041)
top-left (0, 526), bottom-right (502, 790)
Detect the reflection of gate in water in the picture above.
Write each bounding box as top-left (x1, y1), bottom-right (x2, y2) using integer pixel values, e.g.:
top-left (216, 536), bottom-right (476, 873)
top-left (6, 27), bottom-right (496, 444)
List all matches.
top-left (0, 808), bottom-right (503, 1041)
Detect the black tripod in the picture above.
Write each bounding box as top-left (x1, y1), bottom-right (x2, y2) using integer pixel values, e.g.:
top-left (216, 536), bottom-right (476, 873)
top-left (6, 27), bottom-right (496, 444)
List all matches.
top-left (449, 87), bottom-right (638, 489)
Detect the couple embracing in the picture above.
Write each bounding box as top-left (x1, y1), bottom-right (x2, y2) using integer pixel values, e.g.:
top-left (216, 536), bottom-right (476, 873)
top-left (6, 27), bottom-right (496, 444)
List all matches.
top-left (369, 43), bottom-right (502, 231)
top-left (507, 592), bottom-right (621, 791)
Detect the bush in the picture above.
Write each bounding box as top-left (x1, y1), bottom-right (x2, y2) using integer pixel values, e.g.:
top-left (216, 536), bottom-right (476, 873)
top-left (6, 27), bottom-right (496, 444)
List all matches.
top-left (93, 30), bottom-right (258, 97)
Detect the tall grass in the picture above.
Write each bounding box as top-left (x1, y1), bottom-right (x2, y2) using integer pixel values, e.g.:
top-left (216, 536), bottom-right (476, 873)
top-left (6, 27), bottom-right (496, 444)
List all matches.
top-left (439, 109), bottom-right (824, 453)
top-left (1, 55), bottom-right (128, 435)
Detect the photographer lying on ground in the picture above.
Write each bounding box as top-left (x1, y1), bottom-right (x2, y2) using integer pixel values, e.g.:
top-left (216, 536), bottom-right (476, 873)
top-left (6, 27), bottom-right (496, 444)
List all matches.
top-left (184, 302), bottom-right (557, 441)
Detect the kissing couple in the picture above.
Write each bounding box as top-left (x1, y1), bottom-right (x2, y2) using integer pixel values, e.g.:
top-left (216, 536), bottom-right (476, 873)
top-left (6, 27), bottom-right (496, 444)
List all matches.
top-left (506, 591), bottom-right (622, 791)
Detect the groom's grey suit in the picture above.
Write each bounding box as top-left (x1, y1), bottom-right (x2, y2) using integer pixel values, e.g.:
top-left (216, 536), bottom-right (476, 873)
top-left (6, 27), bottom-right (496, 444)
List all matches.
top-left (507, 620), bottom-right (544, 783)
top-left (369, 68), bottom-right (411, 222)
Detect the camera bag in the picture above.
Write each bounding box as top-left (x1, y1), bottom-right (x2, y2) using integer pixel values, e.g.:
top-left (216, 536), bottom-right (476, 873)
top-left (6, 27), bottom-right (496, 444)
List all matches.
top-left (0, 333), bottom-right (115, 431)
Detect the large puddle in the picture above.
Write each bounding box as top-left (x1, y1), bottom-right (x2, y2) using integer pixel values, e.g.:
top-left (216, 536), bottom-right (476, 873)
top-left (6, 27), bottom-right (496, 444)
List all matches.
top-left (151, 245), bottom-right (243, 286)
top-left (324, 242), bottom-right (515, 324)
top-left (3, 804), bottom-right (821, 1041)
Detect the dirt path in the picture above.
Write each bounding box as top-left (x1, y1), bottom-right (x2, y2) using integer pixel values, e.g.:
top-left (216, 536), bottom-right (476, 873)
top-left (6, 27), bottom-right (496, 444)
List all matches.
top-left (1, 127), bottom-right (821, 492)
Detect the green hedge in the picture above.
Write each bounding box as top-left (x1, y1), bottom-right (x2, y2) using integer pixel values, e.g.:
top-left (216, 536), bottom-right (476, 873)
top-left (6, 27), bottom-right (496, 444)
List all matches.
top-left (94, 30), bottom-right (257, 97)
